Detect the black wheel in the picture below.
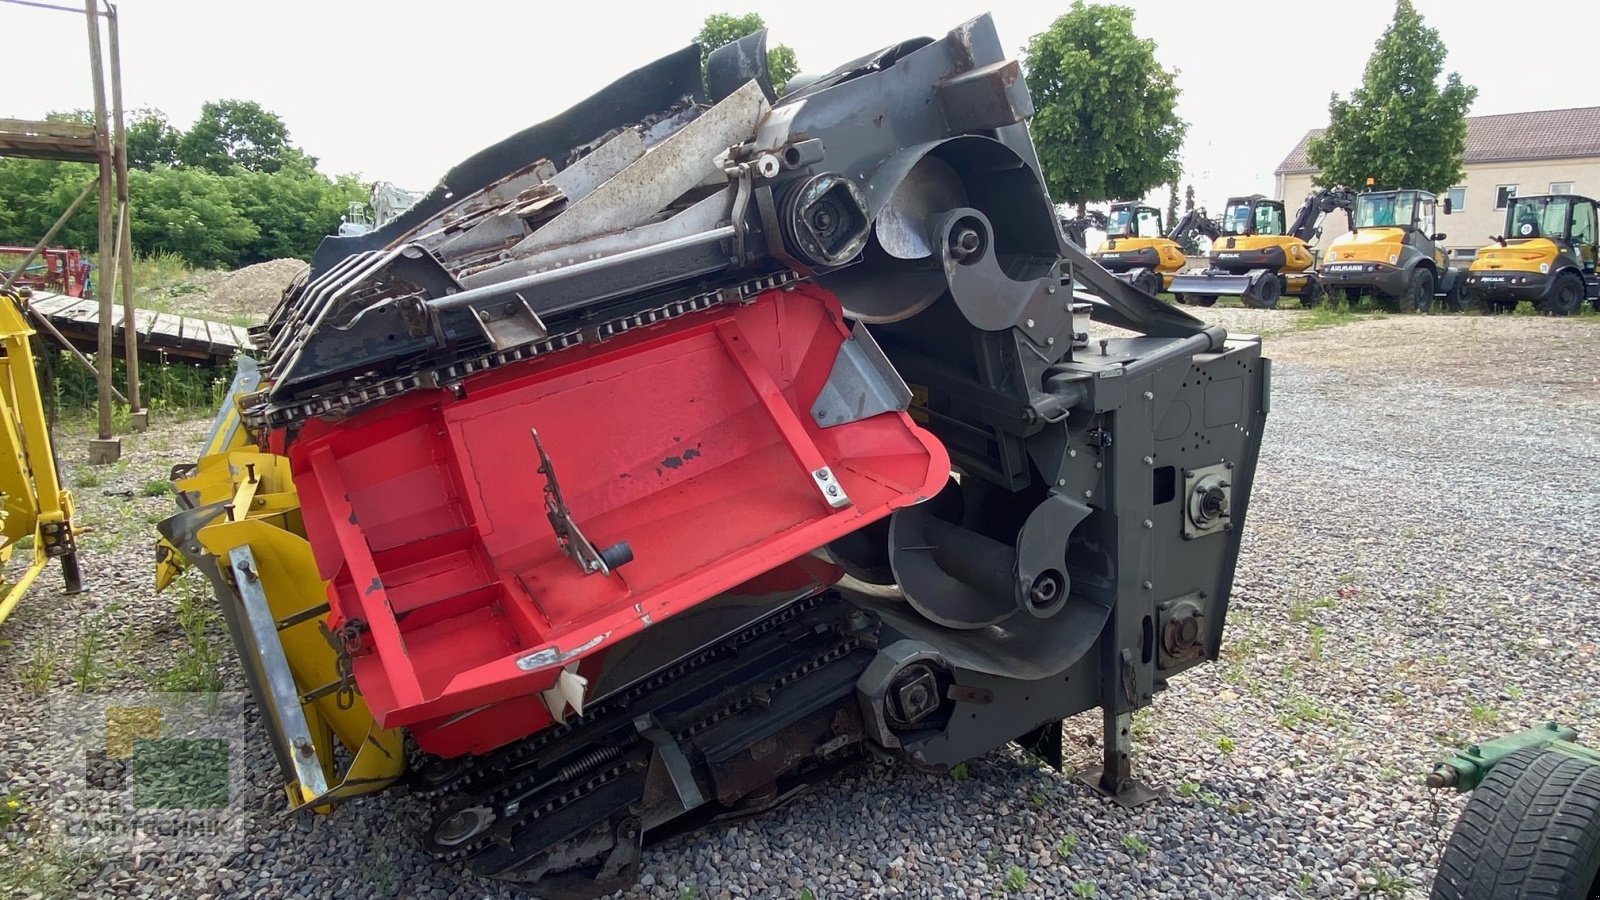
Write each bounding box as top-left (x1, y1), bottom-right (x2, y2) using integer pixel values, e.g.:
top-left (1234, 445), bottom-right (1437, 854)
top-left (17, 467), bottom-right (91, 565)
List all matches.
top-left (1406, 267), bottom-right (1436, 313)
top-left (1342, 288), bottom-right (1363, 310)
top-left (1432, 747), bottom-right (1600, 900)
top-left (1299, 278), bottom-right (1324, 308)
top-left (1539, 273), bottom-right (1585, 316)
top-left (1444, 276), bottom-right (1470, 312)
top-left (1193, 294), bottom-right (1218, 307)
top-left (1244, 276), bottom-right (1281, 309)
top-left (1130, 269), bottom-right (1162, 297)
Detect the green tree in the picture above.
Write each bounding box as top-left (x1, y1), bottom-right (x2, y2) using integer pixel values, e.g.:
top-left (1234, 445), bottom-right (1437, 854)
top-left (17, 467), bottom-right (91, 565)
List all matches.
top-left (1184, 184), bottom-right (1195, 214)
top-left (1024, 2), bottom-right (1186, 213)
top-left (233, 169), bottom-right (366, 265)
top-left (128, 167), bottom-right (259, 268)
top-left (694, 12), bottom-right (800, 93)
top-left (1305, 0), bottom-right (1476, 193)
top-left (125, 109), bottom-right (181, 170)
top-left (177, 99), bottom-right (311, 175)
top-left (1165, 184), bottom-right (1179, 232)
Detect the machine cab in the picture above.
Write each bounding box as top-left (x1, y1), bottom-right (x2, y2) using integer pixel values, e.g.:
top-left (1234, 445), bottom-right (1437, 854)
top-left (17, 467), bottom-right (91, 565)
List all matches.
top-left (1220, 196), bottom-right (1286, 236)
top-left (1105, 203), bottom-right (1164, 239)
top-left (1353, 190), bottom-right (1445, 265)
top-left (1352, 190), bottom-right (1439, 233)
top-left (1500, 195), bottom-right (1600, 264)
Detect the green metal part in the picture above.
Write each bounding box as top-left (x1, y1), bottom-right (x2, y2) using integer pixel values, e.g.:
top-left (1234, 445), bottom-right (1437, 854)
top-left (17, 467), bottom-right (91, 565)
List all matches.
top-left (1428, 722), bottom-right (1586, 792)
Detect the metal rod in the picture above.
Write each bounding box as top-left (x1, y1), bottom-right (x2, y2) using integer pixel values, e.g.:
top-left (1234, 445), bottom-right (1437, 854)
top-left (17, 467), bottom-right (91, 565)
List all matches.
top-left (84, 0), bottom-right (115, 442)
top-left (432, 225), bottom-right (736, 312)
top-left (0, 180), bottom-right (95, 293)
top-left (0, 0), bottom-right (89, 12)
top-left (108, 3), bottom-right (139, 413)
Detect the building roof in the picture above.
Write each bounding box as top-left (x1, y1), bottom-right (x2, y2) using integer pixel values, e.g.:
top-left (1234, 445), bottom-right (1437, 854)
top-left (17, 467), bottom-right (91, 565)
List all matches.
top-left (1275, 106), bottom-right (1600, 176)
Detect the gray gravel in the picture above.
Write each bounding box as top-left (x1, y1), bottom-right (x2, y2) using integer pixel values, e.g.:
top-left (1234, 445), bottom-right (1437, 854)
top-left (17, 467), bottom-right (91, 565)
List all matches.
top-left (2, 309), bottom-right (1597, 899)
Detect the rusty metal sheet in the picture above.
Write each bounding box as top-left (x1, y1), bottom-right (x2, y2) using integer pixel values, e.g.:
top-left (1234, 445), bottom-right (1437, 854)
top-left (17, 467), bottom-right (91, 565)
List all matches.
top-left (518, 80), bottom-right (768, 252)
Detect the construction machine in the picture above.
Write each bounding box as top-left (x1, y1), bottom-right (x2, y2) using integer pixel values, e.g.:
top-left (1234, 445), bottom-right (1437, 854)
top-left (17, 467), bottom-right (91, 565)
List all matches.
top-left (1318, 187), bottom-right (1469, 312)
top-left (1092, 202), bottom-right (1222, 296)
top-left (154, 17), bottom-right (1267, 896)
top-left (1059, 208), bottom-right (1106, 248)
top-left (1169, 188), bottom-right (1353, 308)
top-left (0, 288), bottom-right (83, 629)
top-left (1464, 193), bottom-right (1600, 315)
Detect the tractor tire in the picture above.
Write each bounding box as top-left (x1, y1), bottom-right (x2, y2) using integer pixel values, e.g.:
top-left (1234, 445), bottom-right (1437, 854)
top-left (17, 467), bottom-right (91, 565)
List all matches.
top-left (1244, 276), bottom-right (1281, 310)
top-left (1443, 276), bottom-right (1470, 312)
top-left (1192, 294), bottom-right (1218, 307)
top-left (1342, 288), bottom-right (1364, 310)
top-left (1299, 278), bottom-right (1324, 308)
top-left (1131, 269), bottom-right (1162, 298)
top-left (1398, 267), bottom-right (1435, 313)
top-left (1432, 747), bottom-right (1600, 900)
top-left (1539, 273), bottom-right (1585, 317)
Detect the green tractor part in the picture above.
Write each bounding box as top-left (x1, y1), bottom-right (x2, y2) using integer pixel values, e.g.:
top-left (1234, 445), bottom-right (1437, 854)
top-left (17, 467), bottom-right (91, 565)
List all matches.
top-left (1429, 723), bottom-right (1600, 900)
top-left (1428, 722), bottom-right (1585, 792)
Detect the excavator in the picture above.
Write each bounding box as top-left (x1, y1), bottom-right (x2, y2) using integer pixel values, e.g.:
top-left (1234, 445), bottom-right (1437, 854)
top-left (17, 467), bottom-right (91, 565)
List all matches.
top-left (1318, 186), bottom-right (1469, 313)
top-left (153, 18), bottom-right (1267, 896)
top-left (1170, 187), bottom-right (1354, 308)
top-left (1463, 192), bottom-right (1600, 315)
top-left (1091, 202), bottom-right (1221, 297)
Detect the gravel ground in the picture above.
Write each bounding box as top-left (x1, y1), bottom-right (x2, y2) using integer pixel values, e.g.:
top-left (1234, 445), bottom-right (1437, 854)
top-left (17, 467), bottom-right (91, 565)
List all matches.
top-left (1, 308), bottom-right (1597, 899)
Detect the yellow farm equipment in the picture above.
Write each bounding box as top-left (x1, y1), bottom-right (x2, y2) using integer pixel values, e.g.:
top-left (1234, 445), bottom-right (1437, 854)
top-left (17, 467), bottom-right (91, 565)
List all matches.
top-left (0, 288), bottom-right (82, 628)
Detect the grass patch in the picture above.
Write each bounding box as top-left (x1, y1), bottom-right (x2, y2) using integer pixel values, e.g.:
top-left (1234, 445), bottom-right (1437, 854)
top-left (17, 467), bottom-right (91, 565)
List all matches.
top-left (1072, 881), bottom-right (1097, 898)
top-left (1002, 865), bottom-right (1027, 894)
top-left (1365, 868), bottom-right (1412, 897)
top-left (1056, 833), bottom-right (1079, 857)
top-left (1119, 833), bottom-right (1150, 856)
top-left (1287, 595), bottom-right (1338, 623)
top-left (21, 638), bottom-right (58, 692)
top-left (154, 586), bottom-right (225, 693)
top-left (141, 479), bottom-right (171, 497)
top-left (69, 624), bottom-right (108, 691)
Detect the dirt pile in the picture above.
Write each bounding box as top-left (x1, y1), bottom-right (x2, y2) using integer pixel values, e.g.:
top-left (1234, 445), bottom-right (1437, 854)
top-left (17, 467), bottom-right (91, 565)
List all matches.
top-left (155, 258), bottom-right (307, 323)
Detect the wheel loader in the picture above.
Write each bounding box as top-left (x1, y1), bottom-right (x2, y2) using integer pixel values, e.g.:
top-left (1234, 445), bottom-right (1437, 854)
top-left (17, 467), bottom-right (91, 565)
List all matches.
top-left (1091, 202), bottom-right (1222, 297)
top-left (1169, 187), bottom-right (1353, 309)
top-left (1464, 193), bottom-right (1600, 315)
top-left (1318, 187), bottom-right (1470, 312)
top-left (154, 17), bottom-right (1267, 896)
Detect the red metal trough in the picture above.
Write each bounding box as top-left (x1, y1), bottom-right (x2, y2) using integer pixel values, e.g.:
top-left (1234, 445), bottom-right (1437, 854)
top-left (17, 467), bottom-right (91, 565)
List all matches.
top-left (287, 283), bottom-right (948, 755)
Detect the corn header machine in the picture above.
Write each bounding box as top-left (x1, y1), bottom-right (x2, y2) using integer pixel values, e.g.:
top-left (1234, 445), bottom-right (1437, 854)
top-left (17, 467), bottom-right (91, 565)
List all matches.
top-left (156, 17), bottom-right (1268, 896)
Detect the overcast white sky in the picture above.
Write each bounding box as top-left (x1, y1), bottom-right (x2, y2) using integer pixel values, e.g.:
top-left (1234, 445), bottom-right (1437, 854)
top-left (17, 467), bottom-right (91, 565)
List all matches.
top-left (10, 0), bottom-right (1600, 212)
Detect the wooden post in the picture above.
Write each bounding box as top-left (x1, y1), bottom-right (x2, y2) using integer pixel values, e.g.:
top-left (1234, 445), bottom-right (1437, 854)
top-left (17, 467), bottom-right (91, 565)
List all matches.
top-left (107, 2), bottom-right (142, 429)
top-left (84, 0), bottom-right (120, 464)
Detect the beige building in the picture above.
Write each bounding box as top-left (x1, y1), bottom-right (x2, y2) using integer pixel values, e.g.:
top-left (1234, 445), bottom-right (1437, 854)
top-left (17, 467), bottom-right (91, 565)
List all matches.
top-left (1274, 106), bottom-right (1600, 259)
